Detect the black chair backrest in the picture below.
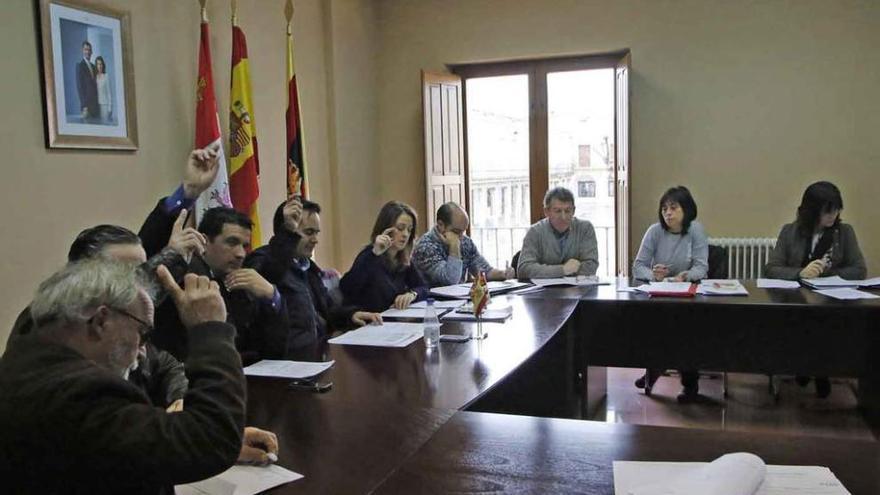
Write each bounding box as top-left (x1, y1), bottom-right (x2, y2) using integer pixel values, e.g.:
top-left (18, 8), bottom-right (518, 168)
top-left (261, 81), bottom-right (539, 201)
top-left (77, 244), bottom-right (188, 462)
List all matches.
top-left (511, 250), bottom-right (521, 276)
top-left (707, 245), bottom-right (729, 279)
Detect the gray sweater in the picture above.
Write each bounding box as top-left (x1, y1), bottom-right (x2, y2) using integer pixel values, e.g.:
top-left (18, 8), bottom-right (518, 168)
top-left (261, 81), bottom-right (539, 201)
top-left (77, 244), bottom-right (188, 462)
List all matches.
top-left (764, 222), bottom-right (866, 280)
top-left (517, 218), bottom-right (599, 278)
top-left (632, 221), bottom-right (709, 281)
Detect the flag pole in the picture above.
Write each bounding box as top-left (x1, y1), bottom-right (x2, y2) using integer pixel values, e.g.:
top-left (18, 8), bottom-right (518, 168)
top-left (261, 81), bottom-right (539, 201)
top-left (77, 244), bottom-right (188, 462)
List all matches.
top-left (198, 0), bottom-right (207, 22)
top-left (285, 0), bottom-right (293, 35)
top-left (231, 0), bottom-right (237, 26)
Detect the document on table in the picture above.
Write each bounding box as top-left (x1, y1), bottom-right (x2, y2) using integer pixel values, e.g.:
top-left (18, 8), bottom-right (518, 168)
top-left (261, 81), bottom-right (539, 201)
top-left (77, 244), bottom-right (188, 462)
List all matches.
top-left (613, 452), bottom-right (850, 495)
top-left (857, 276), bottom-right (880, 288)
top-left (697, 279), bottom-right (749, 296)
top-left (757, 278), bottom-right (802, 289)
top-left (327, 322), bottom-right (423, 347)
top-left (814, 288), bottom-right (880, 300)
top-left (530, 276), bottom-right (604, 287)
top-left (176, 464), bottom-right (303, 495)
top-left (441, 306), bottom-right (513, 322)
top-left (801, 276), bottom-right (859, 289)
top-left (409, 299), bottom-right (466, 309)
top-left (429, 280), bottom-right (531, 298)
top-left (380, 307), bottom-right (451, 319)
top-left (634, 282), bottom-right (695, 296)
top-left (243, 359), bottom-right (334, 379)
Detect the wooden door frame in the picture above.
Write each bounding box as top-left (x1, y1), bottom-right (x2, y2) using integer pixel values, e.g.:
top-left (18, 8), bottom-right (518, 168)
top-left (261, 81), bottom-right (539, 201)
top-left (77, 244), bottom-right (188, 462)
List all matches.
top-left (450, 50), bottom-right (630, 226)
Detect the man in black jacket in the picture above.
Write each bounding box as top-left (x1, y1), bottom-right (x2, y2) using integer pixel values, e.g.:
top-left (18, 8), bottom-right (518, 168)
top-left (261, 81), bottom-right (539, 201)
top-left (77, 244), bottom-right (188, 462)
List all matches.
top-left (246, 198), bottom-right (381, 360)
top-left (0, 260), bottom-right (244, 494)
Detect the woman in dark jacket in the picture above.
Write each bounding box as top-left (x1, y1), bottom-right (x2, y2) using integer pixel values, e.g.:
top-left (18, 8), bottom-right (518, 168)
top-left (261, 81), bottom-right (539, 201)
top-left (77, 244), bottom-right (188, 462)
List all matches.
top-left (341, 201), bottom-right (429, 312)
top-left (764, 181), bottom-right (867, 398)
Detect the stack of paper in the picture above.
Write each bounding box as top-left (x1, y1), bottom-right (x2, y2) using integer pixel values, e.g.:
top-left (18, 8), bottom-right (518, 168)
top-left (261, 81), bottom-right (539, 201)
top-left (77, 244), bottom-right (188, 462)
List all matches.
top-left (176, 464), bottom-right (303, 495)
top-left (530, 276), bottom-right (604, 288)
top-left (857, 276), bottom-right (880, 288)
top-left (243, 360), bottom-right (334, 379)
top-left (814, 288), bottom-right (880, 301)
top-left (757, 278), bottom-right (802, 289)
top-left (697, 279), bottom-right (749, 296)
top-left (327, 322), bottom-right (423, 347)
top-left (634, 282), bottom-right (696, 297)
top-left (613, 452), bottom-right (850, 495)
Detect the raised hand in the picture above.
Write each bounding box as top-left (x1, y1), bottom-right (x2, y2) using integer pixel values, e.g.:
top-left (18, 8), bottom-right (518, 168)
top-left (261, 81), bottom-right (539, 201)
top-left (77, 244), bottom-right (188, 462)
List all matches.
top-left (372, 227), bottom-right (395, 256)
top-left (183, 143), bottom-right (221, 199)
top-left (167, 209), bottom-right (207, 262)
top-left (156, 265), bottom-right (226, 328)
top-left (224, 268), bottom-right (275, 300)
top-left (282, 196), bottom-right (303, 233)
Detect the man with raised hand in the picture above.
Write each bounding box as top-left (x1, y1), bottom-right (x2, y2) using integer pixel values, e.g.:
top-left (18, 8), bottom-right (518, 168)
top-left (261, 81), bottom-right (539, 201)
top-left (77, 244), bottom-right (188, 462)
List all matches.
top-left (0, 261), bottom-right (244, 493)
top-left (246, 197), bottom-right (382, 360)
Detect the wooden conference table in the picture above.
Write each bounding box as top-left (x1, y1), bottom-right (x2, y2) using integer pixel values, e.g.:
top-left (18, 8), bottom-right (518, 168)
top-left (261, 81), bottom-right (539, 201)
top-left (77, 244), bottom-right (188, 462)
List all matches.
top-left (247, 281), bottom-right (880, 494)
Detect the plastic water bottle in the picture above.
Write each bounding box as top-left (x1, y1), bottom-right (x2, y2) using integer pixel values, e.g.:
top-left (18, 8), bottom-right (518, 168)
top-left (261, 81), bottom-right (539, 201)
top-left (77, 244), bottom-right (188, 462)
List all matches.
top-left (424, 298), bottom-right (440, 348)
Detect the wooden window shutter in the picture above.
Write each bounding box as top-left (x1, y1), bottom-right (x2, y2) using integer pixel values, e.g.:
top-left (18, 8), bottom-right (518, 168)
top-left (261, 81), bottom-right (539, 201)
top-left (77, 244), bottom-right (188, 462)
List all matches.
top-left (422, 71), bottom-right (466, 230)
top-left (614, 53), bottom-right (631, 276)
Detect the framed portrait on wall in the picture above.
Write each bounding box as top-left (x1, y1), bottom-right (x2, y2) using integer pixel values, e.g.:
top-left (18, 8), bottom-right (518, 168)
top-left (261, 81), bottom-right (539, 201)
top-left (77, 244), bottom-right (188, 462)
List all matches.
top-left (39, 0), bottom-right (138, 150)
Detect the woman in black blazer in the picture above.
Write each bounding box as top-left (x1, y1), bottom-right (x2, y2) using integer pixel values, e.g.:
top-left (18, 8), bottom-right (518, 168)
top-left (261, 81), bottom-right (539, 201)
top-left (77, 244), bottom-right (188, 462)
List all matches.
top-left (764, 181), bottom-right (867, 398)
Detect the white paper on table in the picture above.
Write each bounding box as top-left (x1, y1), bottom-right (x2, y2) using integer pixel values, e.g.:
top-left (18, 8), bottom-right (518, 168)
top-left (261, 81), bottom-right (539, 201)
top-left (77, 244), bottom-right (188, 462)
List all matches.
top-left (380, 307), bottom-right (451, 319)
top-left (531, 276), bottom-right (603, 287)
top-left (801, 276), bottom-right (859, 288)
top-left (814, 288), bottom-right (880, 300)
top-left (428, 284), bottom-right (472, 299)
top-left (857, 276), bottom-right (880, 288)
top-left (243, 360), bottom-right (334, 379)
top-left (429, 281), bottom-right (530, 298)
top-left (175, 464), bottom-right (303, 495)
top-left (698, 279), bottom-right (749, 296)
top-left (327, 322), bottom-right (423, 347)
top-left (613, 453), bottom-right (850, 495)
top-left (441, 306), bottom-right (513, 322)
top-left (757, 279), bottom-right (802, 289)
top-left (409, 299), bottom-right (466, 309)
top-left (634, 282), bottom-right (694, 294)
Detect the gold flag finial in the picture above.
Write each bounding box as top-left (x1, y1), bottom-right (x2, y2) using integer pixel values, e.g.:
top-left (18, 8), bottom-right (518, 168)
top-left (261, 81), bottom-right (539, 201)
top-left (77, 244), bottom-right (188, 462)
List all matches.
top-left (231, 0), bottom-right (238, 26)
top-left (198, 0), bottom-right (208, 23)
top-left (285, 0), bottom-right (293, 35)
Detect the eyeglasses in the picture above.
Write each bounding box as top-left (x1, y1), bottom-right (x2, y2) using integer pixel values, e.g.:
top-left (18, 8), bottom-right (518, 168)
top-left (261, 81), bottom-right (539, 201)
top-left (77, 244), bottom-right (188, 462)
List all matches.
top-left (109, 307), bottom-right (153, 344)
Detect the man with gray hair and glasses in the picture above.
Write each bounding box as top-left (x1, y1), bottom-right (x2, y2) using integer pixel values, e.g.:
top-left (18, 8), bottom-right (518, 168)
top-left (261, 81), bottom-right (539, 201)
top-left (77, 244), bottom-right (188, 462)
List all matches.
top-left (517, 186), bottom-right (599, 279)
top-left (0, 260), bottom-right (245, 493)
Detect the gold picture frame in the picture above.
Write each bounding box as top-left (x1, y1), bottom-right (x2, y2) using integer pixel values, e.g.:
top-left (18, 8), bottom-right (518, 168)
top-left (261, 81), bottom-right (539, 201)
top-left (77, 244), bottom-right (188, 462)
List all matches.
top-left (39, 0), bottom-right (138, 150)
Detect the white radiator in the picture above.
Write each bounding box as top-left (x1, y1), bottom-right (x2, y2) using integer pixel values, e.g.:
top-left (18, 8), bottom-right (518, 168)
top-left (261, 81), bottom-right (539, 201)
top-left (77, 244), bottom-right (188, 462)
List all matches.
top-left (708, 237), bottom-right (777, 280)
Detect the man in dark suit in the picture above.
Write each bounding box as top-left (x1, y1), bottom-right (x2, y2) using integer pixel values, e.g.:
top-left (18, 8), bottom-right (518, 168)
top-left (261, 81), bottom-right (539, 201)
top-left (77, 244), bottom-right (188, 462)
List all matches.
top-left (76, 41), bottom-right (99, 121)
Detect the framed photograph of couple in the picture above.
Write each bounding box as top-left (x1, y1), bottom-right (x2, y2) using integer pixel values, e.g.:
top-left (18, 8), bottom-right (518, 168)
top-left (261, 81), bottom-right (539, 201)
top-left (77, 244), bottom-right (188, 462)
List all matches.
top-left (40, 0), bottom-right (138, 150)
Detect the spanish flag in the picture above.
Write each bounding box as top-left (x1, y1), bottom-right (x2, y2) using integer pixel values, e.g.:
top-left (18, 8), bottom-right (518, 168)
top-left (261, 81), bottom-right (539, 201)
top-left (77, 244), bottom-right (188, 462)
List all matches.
top-left (286, 2), bottom-right (307, 199)
top-left (193, 7), bottom-right (231, 225)
top-left (229, 19), bottom-right (261, 248)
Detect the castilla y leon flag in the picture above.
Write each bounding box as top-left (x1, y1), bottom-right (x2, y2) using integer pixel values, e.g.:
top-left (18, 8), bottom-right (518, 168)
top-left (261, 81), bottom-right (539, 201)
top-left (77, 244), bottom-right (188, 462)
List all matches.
top-left (469, 272), bottom-right (490, 317)
top-left (285, 0), bottom-right (307, 199)
top-left (193, 10), bottom-right (232, 224)
top-left (229, 18), bottom-right (261, 248)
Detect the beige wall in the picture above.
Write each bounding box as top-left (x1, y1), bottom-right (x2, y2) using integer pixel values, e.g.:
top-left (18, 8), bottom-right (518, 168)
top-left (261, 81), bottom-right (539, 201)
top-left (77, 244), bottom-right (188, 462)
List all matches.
top-left (0, 0), bottom-right (352, 350)
top-left (3, 0), bottom-right (879, 350)
top-left (374, 0), bottom-right (880, 271)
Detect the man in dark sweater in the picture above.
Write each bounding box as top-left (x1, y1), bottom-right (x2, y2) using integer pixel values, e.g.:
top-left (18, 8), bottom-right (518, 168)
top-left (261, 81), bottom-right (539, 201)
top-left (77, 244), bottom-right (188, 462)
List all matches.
top-left (0, 260), bottom-right (244, 494)
top-left (246, 198), bottom-right (381, 360)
